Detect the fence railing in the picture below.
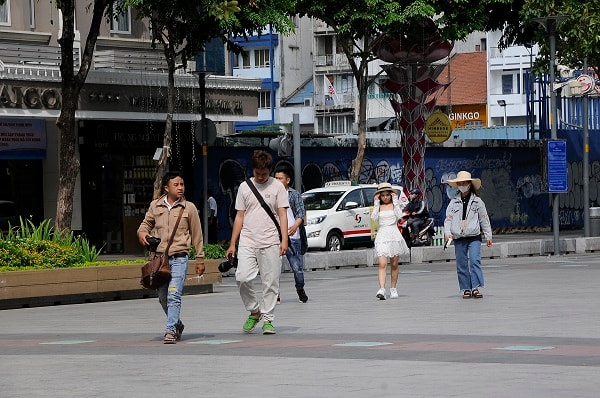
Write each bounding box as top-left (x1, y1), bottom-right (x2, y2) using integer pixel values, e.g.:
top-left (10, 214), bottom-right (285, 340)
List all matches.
top-left (93, 48), bottom-right (169, 71)
top-left (0, 42), bottom-right (79, 67)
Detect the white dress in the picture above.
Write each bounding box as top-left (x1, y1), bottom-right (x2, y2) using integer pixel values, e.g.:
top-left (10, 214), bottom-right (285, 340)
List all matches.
top-left (371, 199), bottom-right (409, 258)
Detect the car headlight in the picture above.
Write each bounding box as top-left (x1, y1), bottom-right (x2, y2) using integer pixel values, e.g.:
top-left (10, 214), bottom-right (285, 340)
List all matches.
top-left (307, 215), bottom-right (327, 224)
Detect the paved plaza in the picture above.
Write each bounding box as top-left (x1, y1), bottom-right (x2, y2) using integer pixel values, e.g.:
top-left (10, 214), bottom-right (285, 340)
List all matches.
top-left (1, 250), bottom-right (600, 397)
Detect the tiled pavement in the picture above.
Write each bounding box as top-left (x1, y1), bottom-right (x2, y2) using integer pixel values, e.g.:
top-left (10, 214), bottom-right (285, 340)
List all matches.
top-left (1, 251), bottom-right (600, 397)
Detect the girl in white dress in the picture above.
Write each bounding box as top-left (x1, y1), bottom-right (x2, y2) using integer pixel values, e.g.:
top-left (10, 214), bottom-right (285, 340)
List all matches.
top-left (371, 182), bottom-right (409, 300)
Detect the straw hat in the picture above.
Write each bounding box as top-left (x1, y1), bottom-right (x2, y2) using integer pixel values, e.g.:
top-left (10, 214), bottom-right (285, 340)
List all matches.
top-left (375, 182), bottom-right (394, 194)
top-left (446, 171), bottom-right (482, 190)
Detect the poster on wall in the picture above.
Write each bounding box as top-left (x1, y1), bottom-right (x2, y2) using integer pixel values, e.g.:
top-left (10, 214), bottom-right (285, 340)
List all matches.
top-left (0, 119), bottom-right (46, 159)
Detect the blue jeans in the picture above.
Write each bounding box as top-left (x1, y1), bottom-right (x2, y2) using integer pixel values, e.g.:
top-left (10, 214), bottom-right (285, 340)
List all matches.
top-left (285, 238), bottom-right (305, 289)
top-left (454, 238), bottom-right (484, 291)
top-left (158, 255), bottom-right (188, 333)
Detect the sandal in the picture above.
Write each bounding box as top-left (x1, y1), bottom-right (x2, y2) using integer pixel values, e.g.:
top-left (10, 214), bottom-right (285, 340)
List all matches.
top-left (472, 289), bottom-right (483, 299)
top-left (163, 332), bottom-right (177, 344)
top-left (175, 322), bottom-right (185, 341)
top-left (462, 290), bottom-right (472, 299)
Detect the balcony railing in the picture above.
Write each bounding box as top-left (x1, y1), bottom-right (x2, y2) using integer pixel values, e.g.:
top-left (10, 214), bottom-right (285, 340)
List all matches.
top-left (315, 53), bottom-right (349, 68)
top-left (93, 48), bottom-right (169, 71)
top-left (0, 42), bottom-right (79, 67)
top-left (314, 93), bottom-right (355, 108)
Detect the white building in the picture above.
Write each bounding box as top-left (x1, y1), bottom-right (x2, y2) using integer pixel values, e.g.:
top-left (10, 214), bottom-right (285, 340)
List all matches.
top-left (230, 17), bottom-right (399, 140)
top-left (487, 30), bottom-right (539, 129)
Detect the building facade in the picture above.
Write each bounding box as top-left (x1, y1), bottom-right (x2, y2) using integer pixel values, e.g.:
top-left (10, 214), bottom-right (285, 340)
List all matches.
top-left (0, 0), bottom-right (261, 252)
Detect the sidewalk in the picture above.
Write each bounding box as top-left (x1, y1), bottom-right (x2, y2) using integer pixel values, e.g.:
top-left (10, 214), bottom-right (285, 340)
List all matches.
top-left (98, 228), bottom-right (595, 265)
top-left (1, 252), bottom-right (599, 397)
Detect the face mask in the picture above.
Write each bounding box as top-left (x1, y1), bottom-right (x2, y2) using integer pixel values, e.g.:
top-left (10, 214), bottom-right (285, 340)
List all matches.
top-left (457, 185), bottom-right (470, 193)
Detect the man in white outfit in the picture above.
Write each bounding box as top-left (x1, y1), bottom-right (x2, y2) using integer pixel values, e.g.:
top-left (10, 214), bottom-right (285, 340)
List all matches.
top-left (226, 150), bottom-right (289, 335)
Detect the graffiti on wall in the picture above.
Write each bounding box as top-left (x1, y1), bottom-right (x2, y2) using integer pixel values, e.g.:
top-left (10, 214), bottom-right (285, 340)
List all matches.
top-left (201, 146), bottom-right (562, 241)
top-left (199, 128), bottom-right (600, 241)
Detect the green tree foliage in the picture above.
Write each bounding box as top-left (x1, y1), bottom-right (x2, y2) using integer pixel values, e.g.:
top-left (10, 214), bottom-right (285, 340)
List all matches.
top-left (296, 0), bottom-right (515, 182)
top-left (504, 0), bottom-right (600, 76)
top-left (124, 0), bottom-right (296, 197)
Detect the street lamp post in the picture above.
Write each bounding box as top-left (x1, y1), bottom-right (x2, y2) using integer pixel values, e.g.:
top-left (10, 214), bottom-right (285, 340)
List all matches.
top-left (497, 99), bottom-right (507, 138)
top-left (193, 71), bottom-right (211, 244)
top-left (583, 57), bottom-right (590, 237)
top-left (534, 15), bottom-right (566, 255)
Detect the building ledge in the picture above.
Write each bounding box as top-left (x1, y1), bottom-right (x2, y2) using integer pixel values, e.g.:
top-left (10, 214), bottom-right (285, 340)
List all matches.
top-left (96, 36), bottom-right (155, 50)
top-left (0, 30), bottom-right (52, 44)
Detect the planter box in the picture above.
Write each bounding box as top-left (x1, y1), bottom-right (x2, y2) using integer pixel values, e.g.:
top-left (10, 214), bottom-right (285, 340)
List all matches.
top-left (0, 259), bottom-right (222, 310)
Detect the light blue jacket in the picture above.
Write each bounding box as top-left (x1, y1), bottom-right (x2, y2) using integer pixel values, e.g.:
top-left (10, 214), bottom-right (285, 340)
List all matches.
top-left (444, 193), bottom-right (492, 241)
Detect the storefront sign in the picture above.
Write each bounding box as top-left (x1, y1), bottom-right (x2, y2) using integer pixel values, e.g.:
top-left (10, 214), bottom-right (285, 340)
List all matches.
top-left (80, 85), bottom-right (251, 116)
top-left (449, 111), bottom-right (480, 121)
top-left (425, 111), bottom-right (453, 143)
top-left (0, 84), bottom-right (61, 110)
top-left (0, 119), bottom-right (46, 159)
top-left (448, 104), bottom-right (487, 129)
top-left (577, 74), bottom-right (595, 95)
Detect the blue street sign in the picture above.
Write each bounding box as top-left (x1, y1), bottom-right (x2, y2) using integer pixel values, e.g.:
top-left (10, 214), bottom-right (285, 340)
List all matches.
top-left (547, 140), bottom-right (568, 193)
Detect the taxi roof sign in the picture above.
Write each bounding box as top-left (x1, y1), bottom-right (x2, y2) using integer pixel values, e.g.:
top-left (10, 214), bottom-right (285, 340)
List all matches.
top-left (324, 180), bottom-right (357, 187)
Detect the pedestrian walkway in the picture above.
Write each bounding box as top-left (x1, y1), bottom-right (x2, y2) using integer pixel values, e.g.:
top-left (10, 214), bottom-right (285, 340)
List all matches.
top-left (1, 253), bottom-right (599, 397)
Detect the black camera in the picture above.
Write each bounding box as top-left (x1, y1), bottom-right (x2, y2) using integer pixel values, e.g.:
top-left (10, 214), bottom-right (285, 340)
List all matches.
top-left (218, 253), bottom-right (238, 273)
top-left (145, 236), bottom-right (161, 252)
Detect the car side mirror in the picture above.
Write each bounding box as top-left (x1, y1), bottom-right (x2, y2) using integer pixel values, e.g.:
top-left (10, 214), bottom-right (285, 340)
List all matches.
top-left (344, 201), bottom-right (359, 210)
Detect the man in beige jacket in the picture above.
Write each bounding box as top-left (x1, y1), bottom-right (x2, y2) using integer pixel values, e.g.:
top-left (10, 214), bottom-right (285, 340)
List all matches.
top-left (138, 171), bottom-right (204, 344)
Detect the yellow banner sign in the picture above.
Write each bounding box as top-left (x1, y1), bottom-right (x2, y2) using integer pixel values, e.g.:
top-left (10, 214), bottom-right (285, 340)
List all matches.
top-left (425, 111), bottom-right (453, 143)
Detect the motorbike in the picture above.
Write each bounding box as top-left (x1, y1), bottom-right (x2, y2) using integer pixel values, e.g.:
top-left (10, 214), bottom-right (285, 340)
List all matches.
top-left (397, 211), bottom-right (436, 248)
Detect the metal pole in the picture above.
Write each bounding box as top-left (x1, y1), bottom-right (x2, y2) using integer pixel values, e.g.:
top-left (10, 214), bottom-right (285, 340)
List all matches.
top-left (292, 113), bottom-right (302, 192)
top-left (504, 106), bottom-right (507, 138)
top-left (200, 73), bottom-right (209, 244)
top-left (583, 57), bottom-right (590, 237)
top-left (548, 18), bottom-right (560, 255)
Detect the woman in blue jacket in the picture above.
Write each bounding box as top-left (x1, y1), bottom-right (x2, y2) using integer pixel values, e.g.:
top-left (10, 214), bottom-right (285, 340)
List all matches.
top-left (444, 171), bottom-right (492, 299)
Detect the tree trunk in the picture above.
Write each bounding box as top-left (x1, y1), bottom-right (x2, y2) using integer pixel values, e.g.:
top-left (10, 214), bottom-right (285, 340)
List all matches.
top-left (350, 68), bottom-right (368, 182)
top-left (55, 89), bottom-right (80, 234)
top-left (152, 44), bottom-right (176, 199)
top-left (54, 0), bottom-right (111, 233)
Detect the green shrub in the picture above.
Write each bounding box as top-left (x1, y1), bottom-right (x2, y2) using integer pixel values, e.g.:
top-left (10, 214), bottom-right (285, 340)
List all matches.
top-left (189, 243), bottom-right (227, 260)
top-left (202, 243), bottom-right (227, 260)
top-left (0, 218), bottom-right (229, 272)
top-left (0, 218), bottom-right (100, 271)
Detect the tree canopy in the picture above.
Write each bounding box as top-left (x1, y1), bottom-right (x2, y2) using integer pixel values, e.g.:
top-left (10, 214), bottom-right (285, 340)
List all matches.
top-left (296, 0), bottom-right (517, 182)
top-left (122, 0), bottom-right (297, 197)
top-left (502, 0), bottom-right (600, 76)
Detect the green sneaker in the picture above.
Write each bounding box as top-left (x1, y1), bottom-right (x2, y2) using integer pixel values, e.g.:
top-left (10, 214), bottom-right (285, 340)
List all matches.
top-left (262, 321), bottom-right (276, 335)
top-left (242, 314), bottom-right (261, 333)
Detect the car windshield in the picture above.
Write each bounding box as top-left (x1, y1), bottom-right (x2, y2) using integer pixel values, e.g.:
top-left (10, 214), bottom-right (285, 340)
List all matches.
top-left (302, 191), bottom-right (344, 210)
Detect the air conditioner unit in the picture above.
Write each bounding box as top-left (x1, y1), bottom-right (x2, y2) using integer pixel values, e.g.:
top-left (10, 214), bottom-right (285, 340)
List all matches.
top-left (304, 98), bottom-right (313, 106)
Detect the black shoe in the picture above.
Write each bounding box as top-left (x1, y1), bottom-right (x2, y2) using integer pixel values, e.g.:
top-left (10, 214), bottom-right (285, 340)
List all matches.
top-left (297, 288), bottom-right (308, 303)
top-left (175, 321), bottom-right (184, 340)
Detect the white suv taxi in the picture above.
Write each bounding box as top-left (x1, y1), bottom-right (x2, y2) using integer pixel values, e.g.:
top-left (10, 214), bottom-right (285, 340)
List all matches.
top-left (302, 181), bottom-right (407, 251)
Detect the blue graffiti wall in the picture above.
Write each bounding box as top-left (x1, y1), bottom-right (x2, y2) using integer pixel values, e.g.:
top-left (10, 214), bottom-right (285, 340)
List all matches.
top-left (195, 144), bottom-right (565, 241)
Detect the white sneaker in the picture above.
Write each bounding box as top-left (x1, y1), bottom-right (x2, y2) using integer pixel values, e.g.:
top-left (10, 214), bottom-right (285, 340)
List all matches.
top-left (376, 288), bottom-right (386, 300)
top-left (389, 288), bottom-right (399, 299)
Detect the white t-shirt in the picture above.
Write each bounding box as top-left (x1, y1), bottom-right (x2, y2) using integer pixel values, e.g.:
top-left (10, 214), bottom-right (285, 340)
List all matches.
top-left (286, 207), bottom-right (299, 240)
top-left (235, 177), bottom-right (289, 248)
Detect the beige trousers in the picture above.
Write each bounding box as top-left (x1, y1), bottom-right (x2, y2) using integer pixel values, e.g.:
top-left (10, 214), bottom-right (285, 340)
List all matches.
top-left (235, 245), bottom-right (281, 323)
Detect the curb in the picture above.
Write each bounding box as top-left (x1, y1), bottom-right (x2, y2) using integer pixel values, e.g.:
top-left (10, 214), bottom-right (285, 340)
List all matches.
top-left (280, 236), bottom-right (600, 271)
